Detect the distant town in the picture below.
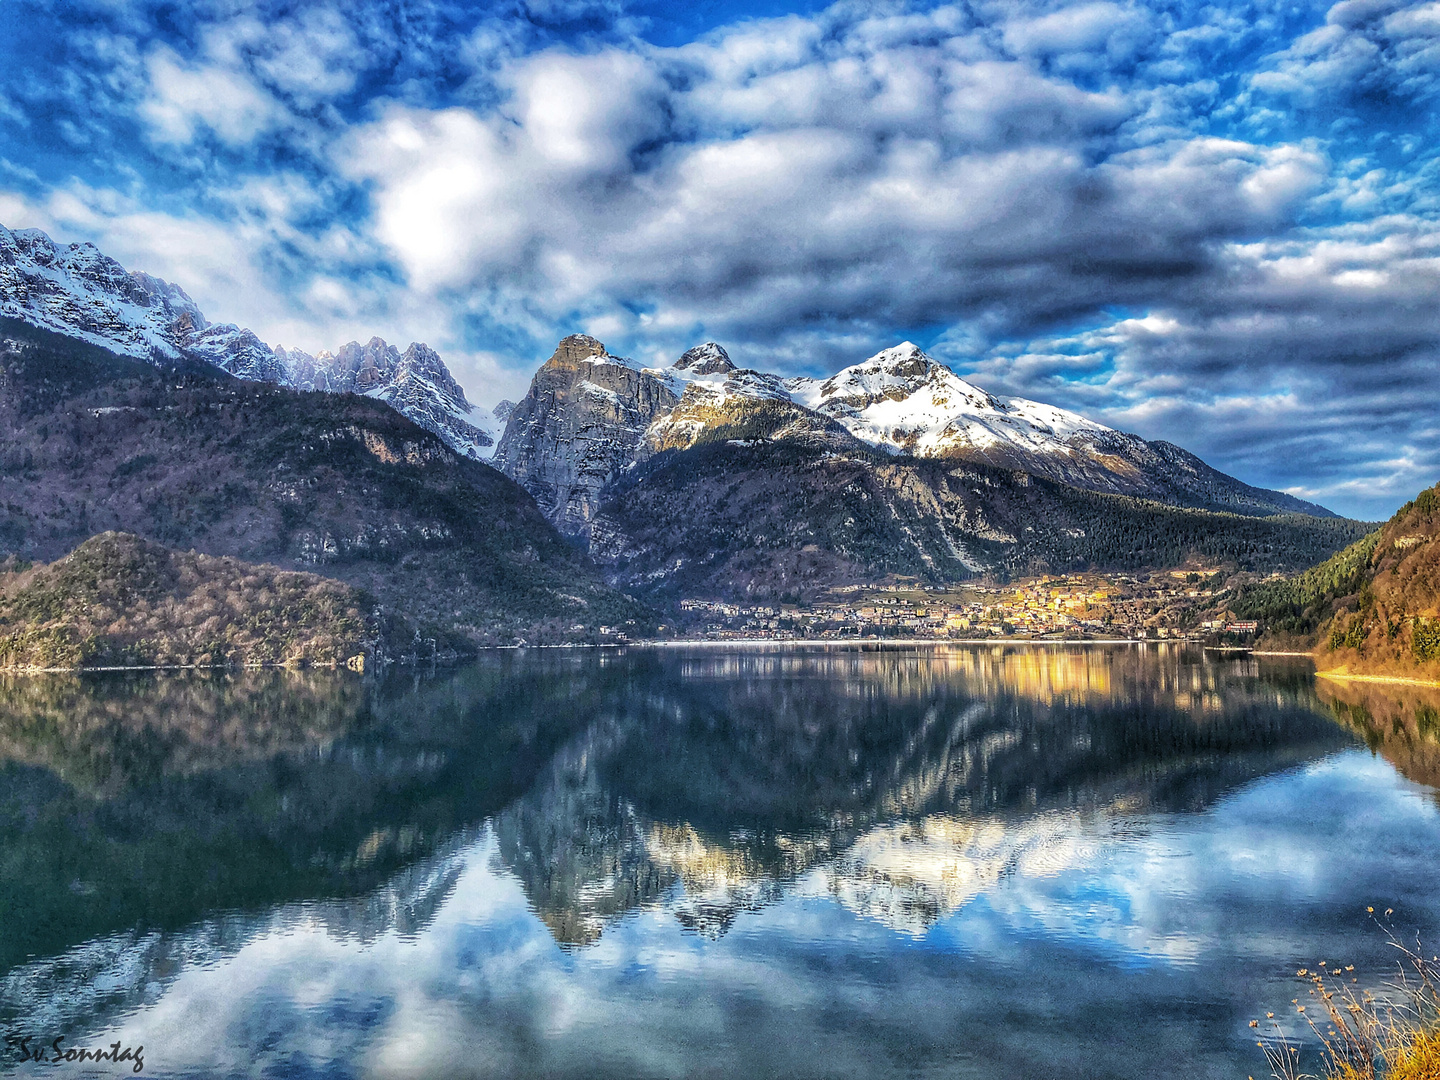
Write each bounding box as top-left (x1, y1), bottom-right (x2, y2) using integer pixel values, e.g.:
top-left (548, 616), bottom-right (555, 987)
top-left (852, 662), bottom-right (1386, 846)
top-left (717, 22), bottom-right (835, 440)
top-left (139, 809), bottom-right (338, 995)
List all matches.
top-left (627, 570), bottom-right (1267, 644)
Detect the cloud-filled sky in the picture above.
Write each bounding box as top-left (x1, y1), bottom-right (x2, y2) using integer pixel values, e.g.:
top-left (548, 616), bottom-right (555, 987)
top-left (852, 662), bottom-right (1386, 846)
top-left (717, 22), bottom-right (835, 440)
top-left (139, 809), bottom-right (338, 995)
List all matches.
top-left (0, 0), bottom-right (1436, 518)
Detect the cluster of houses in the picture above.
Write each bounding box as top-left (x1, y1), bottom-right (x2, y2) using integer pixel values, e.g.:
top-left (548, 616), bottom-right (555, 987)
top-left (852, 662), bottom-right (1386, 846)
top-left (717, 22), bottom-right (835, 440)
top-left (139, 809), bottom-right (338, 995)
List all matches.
top-left (674, 574), bottom-right (1258, 641)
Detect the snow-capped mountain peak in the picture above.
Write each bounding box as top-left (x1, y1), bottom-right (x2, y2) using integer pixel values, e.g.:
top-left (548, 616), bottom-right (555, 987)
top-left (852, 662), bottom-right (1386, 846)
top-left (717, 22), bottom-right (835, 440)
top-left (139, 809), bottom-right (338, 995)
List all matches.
top-left (0, 223), bottom-right (498, 461)
top-left (492, 333), bottom-right (1337, 542)
top-left (792, 341), bottom-right (990, 413)
top-left (787, 342), bottom-right (1107, 459)
top-left (282, 336), bottom-right (497, 460)
top-left (1, 224), bottom-right (205, 360)
top-left (186, 323), bottom-right (288, 383)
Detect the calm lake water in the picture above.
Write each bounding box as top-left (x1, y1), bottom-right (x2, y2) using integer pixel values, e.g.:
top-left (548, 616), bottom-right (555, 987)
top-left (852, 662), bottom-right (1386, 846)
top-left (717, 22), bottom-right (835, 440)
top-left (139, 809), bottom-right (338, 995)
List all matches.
top-left (3, 644), bottom-right (1440, 1079)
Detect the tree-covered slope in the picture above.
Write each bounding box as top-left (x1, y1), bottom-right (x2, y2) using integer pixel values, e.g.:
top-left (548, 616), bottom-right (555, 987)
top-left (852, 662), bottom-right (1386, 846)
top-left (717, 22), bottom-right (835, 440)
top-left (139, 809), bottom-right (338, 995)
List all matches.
top-left (1233, 482), bottom-right (1440, 678)
top-left (0, 532), bottom-right (393, 670)
top-left (1230, 529), bottom-right (1383, 643)
top-left (1313, 485), bottom-right (1440, 678)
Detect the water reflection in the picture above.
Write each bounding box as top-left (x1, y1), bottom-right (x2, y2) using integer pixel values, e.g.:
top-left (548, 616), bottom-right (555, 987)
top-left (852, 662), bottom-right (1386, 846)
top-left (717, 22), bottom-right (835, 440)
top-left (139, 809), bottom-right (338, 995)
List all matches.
top-left (0, 647), bottom-right (1348, 967)
top-left (1316, 676), bottom-right (1440, 795)
top-left (492, 646), bottom-right (1345, 946)
top-left (2, 644), bottom-right (1434, 1080)
top-left (0, 662), bottom-right (602, 978)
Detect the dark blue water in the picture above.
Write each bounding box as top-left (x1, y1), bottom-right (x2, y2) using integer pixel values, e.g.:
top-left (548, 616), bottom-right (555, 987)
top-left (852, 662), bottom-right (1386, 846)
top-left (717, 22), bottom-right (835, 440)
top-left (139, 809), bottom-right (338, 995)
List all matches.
top-left (2, 644), bottom-right (1438, 1079)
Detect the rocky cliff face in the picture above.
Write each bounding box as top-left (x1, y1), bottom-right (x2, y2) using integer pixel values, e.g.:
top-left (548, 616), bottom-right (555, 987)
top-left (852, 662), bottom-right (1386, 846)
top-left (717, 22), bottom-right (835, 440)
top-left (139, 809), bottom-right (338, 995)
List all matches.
top-left (0, 223), bottom-right (497, 461)
top-left (278, 338), bottom-right (498, 461)
top-left (493, 335), bottom-right (678, 540)
top-left (0, 225), bottom-right (205, 360)
top-left (185, 323), bottom-right (289, 383)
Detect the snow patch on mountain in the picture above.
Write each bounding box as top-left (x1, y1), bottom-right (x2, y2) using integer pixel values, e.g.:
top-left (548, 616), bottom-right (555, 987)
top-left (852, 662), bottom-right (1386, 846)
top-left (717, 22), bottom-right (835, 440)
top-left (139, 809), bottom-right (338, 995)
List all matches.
top-left (629, 339), bottom-right (1125, 466)
top-left (189, 324), bottom-right (288, 383)
top-left (672, 341), bottom-right (736, 376)
top-left (0, 225), bottom-right (204, 360)
top-left (278, 338), bottom-right (496, 460)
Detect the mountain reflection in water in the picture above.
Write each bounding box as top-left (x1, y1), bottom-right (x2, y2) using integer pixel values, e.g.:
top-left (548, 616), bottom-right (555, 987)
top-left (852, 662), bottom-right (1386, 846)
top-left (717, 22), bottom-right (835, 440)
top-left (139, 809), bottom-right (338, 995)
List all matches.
top-left (1315, 676), bottom-right (1440, 795)
top-left (3, 644), bottom-right (1437, 1080)
top-left (491, 646), bottom-right (1344, 945)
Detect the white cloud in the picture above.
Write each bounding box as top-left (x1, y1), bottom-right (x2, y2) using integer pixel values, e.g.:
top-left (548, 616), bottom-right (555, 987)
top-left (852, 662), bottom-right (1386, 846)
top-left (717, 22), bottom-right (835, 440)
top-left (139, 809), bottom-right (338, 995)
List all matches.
top-left (250, 7), bottom-right (366, 104)
top-left (950, 211), bottom-right (1440, 517)
top-left (139, 45), bottom-right (285, 147)
top-left (504, 49), bottom-right (669, 172)
top-left (344, 17), bottom-right (1330, 369)
top-left (1001, 2), bottom-right (1155, 66)
top-left (1252, 0), bottom-right (1440, 103)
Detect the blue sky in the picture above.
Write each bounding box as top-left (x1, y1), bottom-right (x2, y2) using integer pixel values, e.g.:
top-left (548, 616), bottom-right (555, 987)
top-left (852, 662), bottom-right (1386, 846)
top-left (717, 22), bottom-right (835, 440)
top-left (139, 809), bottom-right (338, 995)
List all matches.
top-left (1, 0), bottom-right (1437, 518)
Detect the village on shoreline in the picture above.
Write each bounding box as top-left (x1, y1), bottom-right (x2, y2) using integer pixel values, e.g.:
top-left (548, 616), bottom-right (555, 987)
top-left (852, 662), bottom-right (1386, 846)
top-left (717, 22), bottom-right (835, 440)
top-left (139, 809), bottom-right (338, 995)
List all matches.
top-left (641, 570), bottom-right (1264, 645)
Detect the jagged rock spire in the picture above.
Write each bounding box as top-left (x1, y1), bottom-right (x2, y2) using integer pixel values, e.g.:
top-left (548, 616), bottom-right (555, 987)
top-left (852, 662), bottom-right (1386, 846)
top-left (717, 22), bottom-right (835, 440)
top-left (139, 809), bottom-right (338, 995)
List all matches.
top-left (672, 342), bottom-right (734, 375)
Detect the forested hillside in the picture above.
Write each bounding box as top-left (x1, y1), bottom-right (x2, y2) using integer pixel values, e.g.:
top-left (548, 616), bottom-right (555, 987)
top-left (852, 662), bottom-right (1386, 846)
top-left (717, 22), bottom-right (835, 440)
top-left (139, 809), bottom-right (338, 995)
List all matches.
top-left (0, 533), bottom-right (392, 669)
top-left (1313, 485), bottom-right (1440, 679)
top-left (1234, 483), bottom-right (1440, 679)
top-left (1230, 530), bottom-right (1383, 646)
top-left (591, 441), bottom-right (1374, 600)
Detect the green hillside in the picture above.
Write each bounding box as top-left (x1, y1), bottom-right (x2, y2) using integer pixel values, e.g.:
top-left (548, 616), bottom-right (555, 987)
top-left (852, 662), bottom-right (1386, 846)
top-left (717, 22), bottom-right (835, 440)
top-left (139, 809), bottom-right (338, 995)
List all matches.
top-left (1230, 529), bottom-right (1383, 643)
top-left (1233, 483), bottom-right (1440, 678)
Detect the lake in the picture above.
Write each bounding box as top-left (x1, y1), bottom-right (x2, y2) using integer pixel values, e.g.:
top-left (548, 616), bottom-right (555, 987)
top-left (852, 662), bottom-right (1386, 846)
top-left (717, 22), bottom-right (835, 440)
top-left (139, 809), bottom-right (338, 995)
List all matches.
top-left (2, 643), bottom-right (1439, 1079)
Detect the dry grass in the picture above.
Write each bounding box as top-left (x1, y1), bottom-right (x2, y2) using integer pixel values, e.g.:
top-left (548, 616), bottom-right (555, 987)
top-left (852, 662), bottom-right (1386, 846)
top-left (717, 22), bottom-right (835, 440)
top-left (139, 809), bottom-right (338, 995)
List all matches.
top-left (1387, 1030), bottom-right (1440, 1079)
top-left (1254, 916), bottom-right (1440, 1080)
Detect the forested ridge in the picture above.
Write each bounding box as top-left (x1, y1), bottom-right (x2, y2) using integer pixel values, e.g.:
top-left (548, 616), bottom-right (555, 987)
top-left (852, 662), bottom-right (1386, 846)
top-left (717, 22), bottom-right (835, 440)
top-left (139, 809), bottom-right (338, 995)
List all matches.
top-left (0, 532), bottom-right (388, 669)
top-left (1232, 483), bottom-right (1440, 678)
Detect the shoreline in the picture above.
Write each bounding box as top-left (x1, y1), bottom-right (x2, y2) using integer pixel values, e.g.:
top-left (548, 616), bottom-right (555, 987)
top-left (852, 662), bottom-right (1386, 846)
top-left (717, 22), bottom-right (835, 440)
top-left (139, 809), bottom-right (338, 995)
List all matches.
top-left (0, 637), bottom-right (1312, 674)
top-left (1315, 670), bottom-right (1440, 689)
top-left (551, 636), bottom-right (1297, 651)
top-left (619, 636), bottom-right (1147, 648)
top-left (0, 659), bottom-right (354, 675)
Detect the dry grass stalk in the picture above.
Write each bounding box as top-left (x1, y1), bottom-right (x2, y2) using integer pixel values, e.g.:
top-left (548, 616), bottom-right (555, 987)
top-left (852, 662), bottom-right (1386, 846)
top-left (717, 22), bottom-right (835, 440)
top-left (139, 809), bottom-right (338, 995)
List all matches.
top-left (1253, 914), bottom-right (1440, 1080)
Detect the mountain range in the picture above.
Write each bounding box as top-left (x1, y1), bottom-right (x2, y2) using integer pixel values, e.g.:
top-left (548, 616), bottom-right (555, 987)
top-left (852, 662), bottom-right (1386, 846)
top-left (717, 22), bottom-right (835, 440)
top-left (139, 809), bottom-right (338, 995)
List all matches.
top-left (0, 222), bottom-right (1372, 616)
top-left (496, 334), bottom-right (1332, 540)
top-left (493, 335), bottom-right (1362, 596)
top-left (0, 224), bottom-right (501, 460)
top-left (0, 315), bottom-right (643, 647)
